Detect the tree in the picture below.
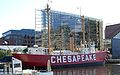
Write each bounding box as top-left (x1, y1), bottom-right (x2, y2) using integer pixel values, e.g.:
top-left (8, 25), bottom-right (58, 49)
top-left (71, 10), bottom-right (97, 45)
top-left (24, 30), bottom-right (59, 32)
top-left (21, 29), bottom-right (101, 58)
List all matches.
top-left (0, 50), bottom-right (6, 59)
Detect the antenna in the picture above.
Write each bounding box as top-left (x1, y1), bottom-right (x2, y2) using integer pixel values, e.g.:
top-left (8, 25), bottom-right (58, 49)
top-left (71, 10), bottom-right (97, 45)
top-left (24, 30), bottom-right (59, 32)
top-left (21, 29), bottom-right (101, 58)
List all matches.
top-left (77, 7), bottom-right (82, 16)
top-left (35, 8), bottom-right (37, 45)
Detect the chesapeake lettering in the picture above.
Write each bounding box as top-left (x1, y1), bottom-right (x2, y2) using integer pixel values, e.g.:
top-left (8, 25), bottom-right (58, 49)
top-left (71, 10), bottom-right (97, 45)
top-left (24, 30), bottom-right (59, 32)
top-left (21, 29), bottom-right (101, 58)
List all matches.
top-left (51, 54), bottom-right (96, 63)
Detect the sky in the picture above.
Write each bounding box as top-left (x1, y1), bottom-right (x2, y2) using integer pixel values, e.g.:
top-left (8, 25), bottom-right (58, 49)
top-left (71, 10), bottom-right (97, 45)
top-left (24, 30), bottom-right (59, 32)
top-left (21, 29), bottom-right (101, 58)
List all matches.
top-left (0, 0), bottom-right (120, 37)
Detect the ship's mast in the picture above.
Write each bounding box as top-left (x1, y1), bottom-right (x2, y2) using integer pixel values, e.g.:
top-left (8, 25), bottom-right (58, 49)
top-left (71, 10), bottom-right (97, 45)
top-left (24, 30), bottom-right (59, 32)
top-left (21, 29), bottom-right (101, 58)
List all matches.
top-left (88, 18), bottom-right (91, 48)
top-left (45, 3), bottom-right (51, 54)
top-left (81, 16), bottom-right (85, 45)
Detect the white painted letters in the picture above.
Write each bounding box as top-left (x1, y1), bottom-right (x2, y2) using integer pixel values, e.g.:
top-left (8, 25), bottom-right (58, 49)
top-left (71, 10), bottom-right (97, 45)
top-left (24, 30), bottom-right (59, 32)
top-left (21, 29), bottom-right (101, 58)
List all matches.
top-left (73, 56), bottom-right (77, 62)
top-left (77, 55), bottom-right (81, 62)
top-left (81, 55), bottom-right (85, 61)
top-left (93, 54), bottom-right (96, 60)
top-left (68, 56), bottom-right (72, 62)
top-left (50, 54), bottom-right (97, 64)
top-left (89, 55), bottom-right (93, 60)
top-left (85, 55), bottom-right (89, 61)
top-left (63, 56), bottom-right (67, 63)
top-left (51, 56), bottom-right (56, 63)
top-left (57, 56), bottom-right (62, 63)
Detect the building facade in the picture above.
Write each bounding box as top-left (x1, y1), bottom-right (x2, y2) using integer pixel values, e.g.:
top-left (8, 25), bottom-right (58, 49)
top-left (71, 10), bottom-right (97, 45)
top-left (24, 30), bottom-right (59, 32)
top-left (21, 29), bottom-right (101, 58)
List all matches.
top-left (2, 29), bottom-right (35, 47)
top-left (38, 10), bottom-right (103, 50)
top-left (105, 24), bottom-right (120, 51)
top-left (105, 23), bottom-right (120, 58)
top-left (112, 32), bottom-right (120, 58)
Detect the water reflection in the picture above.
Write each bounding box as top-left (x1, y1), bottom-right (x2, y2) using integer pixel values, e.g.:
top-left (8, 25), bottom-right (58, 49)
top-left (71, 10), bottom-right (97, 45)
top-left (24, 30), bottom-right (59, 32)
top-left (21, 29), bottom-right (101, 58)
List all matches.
top-left (53, 64), bottom-right (120, 75)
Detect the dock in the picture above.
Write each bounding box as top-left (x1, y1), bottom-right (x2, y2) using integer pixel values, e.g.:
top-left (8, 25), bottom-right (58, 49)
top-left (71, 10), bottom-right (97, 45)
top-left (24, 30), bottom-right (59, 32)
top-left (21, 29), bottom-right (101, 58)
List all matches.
top-left (106, 59), bottom-right (120, 63)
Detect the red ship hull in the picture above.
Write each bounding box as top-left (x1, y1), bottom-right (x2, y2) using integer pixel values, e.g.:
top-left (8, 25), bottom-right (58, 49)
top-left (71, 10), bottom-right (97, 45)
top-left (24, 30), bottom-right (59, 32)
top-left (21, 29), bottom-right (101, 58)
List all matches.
top-left (13, 51), bottom-right (106, 67)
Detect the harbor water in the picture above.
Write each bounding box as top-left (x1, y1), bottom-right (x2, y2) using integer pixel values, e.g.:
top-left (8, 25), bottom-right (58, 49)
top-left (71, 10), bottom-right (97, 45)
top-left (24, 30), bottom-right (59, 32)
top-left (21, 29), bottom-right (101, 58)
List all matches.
top-left (53, 64), bottom-right (120, 75)
top-left (1, 64), bottom-right (120, 75)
